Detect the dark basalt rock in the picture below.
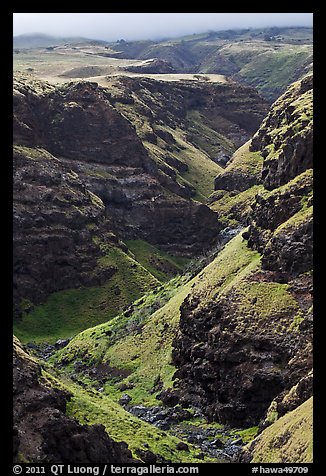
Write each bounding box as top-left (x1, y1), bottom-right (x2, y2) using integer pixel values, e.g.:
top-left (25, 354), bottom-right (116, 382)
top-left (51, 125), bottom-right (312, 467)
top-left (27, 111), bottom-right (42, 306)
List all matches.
top-left (176, 442), bottom-right (189, 452)
top-left (13, 146), bottom-right (118, 317)
top-left (171, 76), bottom-right (313, 427)
top-left (13, 337), bottom-right (135, 463)
top-left (171, 272), bottom-right (312, 427)
top-left (261, 215), bottom-right (313, 275)
top-left (135, 449), bottom-right (158, 463)
top-left (13, 75), bottom-right (224, 265)
top-left (246, 169), bottom-right (313, 277)
top-left (250, 74), bottom-right (313, 191)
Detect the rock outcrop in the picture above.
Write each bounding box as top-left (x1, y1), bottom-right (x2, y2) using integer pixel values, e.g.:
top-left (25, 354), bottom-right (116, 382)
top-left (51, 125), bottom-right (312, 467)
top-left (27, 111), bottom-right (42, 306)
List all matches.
top-left (13, 337), bottom-right (135, 463)
top-left (250, 74), bottom-right (313, 191)
top-left (171, 269), bottom-right (312, 427)
top-left (13, 144), bottom-right (122, 317)
top-left (237, 397), bottom-right (313, 463)
top-left (171, 76), bottom-right (313, 431)
top-left (208, 141), bottom-right (264, 227)
top-left (13, 72), bottom-right (268, 317)
top-left (246, 75), bottom-right (313, 276)
top-left (13, 75), bottom-right (225, 256)
top-left (122, 58), bottom-right (177, 74)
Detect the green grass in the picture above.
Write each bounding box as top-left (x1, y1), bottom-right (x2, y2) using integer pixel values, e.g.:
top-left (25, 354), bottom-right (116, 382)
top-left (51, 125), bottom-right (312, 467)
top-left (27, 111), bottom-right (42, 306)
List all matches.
top-left (222, 140), bottom-right (264, 178)
top-left (259, 81), bottom-right (312, 166)
top-left (142, 125), bottom-right (222, 202)
top-left (112, 98), bottom-right (222, 203)
top-left (43, 370), bottom-right (218, 463)
top-left (53, 233), bottom-right (261, 405)
top-left (258, 168), bottom-right (313, 201)
top-left (40, 229), bottom-right (304, 461)
top-left (186, 110), bottom-right (235, 158)
top-left (245, 397), bottom-right (313, 463)
top-left (126, 239), bottom-right (190, 282)
top-left (198, 40), bottom-right (312, 100)
top-left (237, 45), bottom-right (313, 100)
top-left (209, 185), bottom-right (263, 227)
top-left (274, 205), bottom-right (313, 235)
top-left (14, 246), bottom-right (159, 344)
top-left (171, 127), bottom-right (223, 201)
top-left (13, 144), bottom-right (58, 161)
top-left (229, 279), bottom-right (300, 333)
top-left (208, 141), bottom-right (264, 226)
top-left (230, 426), bottom-right (259, 444)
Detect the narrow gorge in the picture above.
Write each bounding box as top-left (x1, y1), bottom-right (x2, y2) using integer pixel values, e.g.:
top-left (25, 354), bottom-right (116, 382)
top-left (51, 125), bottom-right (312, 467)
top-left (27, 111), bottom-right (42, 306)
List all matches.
top-left (12, 25), bottom-right (313, 466)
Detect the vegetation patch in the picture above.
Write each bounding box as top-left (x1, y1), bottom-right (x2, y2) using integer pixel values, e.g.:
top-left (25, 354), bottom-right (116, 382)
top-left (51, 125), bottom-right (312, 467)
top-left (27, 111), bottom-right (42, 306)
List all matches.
top-left (209, 185), bottom-right (263, 227)
top-left (222, 141), bottom-right (264, 178)
top-left (274, 206), bottom-right (312, 235)
top-left (43, 370), bottom-right (216, 463)
top-left (244, 397), bottom-right (313, 463)
top-left (186, 110), bottom-right (235, 159)
top-left (53, 233), bottom-right (261, 405)
top-left (237, 45), bottom-right (312, 101)
top-left (13, 145), bottom-right (57, 161)
top-left (229, 426), bottom-right (259, 444)
top-left (14, 246), bottom-right (159, 344)
top-left (258, 168), bottom-right (312, 202)
top-left (231, 279), bottom-right (299, 322)
top-left (126, 239), bottom-right (190, 282)
top-left (172, 128), bottom-right (223, 201)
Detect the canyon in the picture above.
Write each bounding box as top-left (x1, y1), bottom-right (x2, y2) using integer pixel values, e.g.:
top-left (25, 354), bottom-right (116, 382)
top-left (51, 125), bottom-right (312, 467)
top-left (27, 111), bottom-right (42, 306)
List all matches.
top-left (12, 27), bottom-right (313, 465)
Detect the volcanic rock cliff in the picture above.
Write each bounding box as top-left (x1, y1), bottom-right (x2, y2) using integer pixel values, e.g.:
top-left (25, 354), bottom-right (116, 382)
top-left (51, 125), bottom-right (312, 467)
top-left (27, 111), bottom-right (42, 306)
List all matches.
top-left (13, 144), bottom-right (121, 317)
top-left (171, 75), bottom-right (313, 431)
top-left (13, 336), bottom-right (135, 463)
top-left (13, 76), bottom-right (219, 255)
top-left (13, 73), bottom-right (268, 321)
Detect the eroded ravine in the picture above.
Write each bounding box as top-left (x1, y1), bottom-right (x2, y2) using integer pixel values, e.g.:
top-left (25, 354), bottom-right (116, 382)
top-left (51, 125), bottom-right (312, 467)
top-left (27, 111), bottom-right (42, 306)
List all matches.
top-left (13, 71), bottom-right (313, 464)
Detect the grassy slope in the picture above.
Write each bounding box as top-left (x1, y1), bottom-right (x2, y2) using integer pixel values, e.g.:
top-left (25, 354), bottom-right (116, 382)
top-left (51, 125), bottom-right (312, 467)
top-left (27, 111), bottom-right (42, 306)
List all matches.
top-left (204, 42), bottom-right (312, 101)
top-left (55, 230), bottom-right (301, 411)
top-left (221, 141), bottom-right (263, 178)
top-left (245, 397), bottom-right (313, 463)
top-left (54, 234), bottom-right (261, 404)
top-left (238, 46), bottom-right (312, 101)
top-left (42, 371), bottom-right (214, 463)
top-left (209, 185), bottom-right (263, 228)
top-left (173, 136), bottom-right (223, 201)
top-left (14, 246), bottom-right (159, 344)
top-left (186, 110), bottom-right (235, 159)
top-left (113, 98), bottom-right (223, 202)
top-left (259, 82), bottom-right (313, 165)
top-left (209, 141), bottom-right (264, 226)
top-left (126, 239), bottom-right (190, 282)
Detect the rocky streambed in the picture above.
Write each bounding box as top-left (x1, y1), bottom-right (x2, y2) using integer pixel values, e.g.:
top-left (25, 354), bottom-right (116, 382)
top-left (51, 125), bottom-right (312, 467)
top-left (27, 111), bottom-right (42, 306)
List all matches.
top-left (25, 339), bottom-right (250, 463)
top-left (119, 399), bottom-right (246, 461)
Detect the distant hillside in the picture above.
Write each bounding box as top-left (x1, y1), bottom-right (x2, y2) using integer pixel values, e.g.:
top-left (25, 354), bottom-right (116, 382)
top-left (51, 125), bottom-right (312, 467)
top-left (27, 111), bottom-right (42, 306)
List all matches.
top-left (13, 33), bottom-right (107, 49)
top-left (105, 27), bottom-right (313, 101)
top-left (13, 27), bottom-right (312, 101)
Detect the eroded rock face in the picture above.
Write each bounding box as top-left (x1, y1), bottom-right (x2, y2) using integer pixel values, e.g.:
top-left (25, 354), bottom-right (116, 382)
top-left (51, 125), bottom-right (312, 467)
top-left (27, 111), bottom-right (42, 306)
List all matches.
top-left (171, 76), bottom-right (313, 428)
top-left (14, 79), bottom-right (149, 167)
top-left (13, 337), bottom-right (135, 463)
top-left (250, 74), bottom-right (313, 191)
top-left (13, 74), bottom-right (268, 258)
top-left (13, 146), bottom-right (119, 317)
top-left (171, 270), bottom-right (312, 427)
top-left (13, 75), bottom-right (223, 257)
top-left (245, 76), bottom-right (313, 278)
top-left (237, 397), bottom-right (313, 463)
top-left (246, 169), bottom-right (313, 277)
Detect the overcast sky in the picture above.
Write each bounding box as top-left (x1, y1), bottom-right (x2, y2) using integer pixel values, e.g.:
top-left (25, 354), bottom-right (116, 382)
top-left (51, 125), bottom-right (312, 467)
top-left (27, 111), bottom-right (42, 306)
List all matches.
top-left (13, 13), bottom-right (313, 42)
